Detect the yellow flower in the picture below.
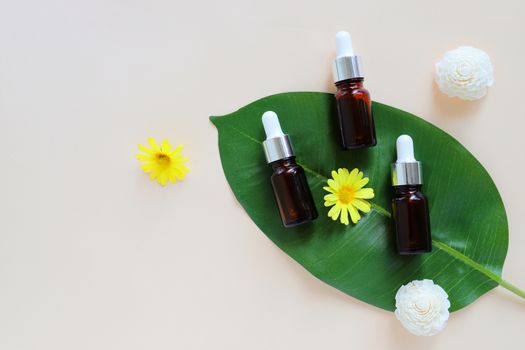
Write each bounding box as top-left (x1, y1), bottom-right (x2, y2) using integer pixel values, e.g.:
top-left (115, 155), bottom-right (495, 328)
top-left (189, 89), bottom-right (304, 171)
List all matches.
top-left (136, 138), bottom-right (189, 186)
top-left (323, 168), bottom-right (374, 225)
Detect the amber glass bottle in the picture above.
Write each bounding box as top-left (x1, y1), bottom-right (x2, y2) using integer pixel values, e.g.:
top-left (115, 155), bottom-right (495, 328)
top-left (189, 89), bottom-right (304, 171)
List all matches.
top-left (262, 111), bottom-right (318, 228)
top-left (332, 31), bottom-right (377, 149)
top-left (391, 135), bottom-right (432, 254)
top-left (335, 78), bottom-right (376, 149)
top-left (392, 185), bottom-right (432, 254)
top-left (270, 157), bottom-right (318, 227)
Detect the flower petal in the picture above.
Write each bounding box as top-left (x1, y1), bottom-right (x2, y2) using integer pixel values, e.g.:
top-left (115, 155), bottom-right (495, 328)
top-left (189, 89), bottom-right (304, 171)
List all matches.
top-left (327, 179), bottom-right (339, 191)
top-left (161, 139), bottom-right (173, 153)
top-left (355, 188), bottom-right (374, 199)
top-left (352, 199), bottom-right (371, 213)
top-left (173, 163), bottom-right (189, 174)
top-left (170, 144), bottom-right (184, 156)
top-left (136, 154), bottom-right (153, 162)
top-left (340, 206), bottom-right (349, 225)
top-left (149, 170), bottom-right (160, 180)
top-left (327, 204), bottom-right (341, 220)
top-left (148, 138), bottom-right (160, 151)
top-left (340, 168), bottom-right (351, 183)
top-left (168, 171), bottom-right (178, 183)
top-left (323, 186), bottom-right (335, 194)
top-left (324, 193), bottom-right (337, 202)
top-left (138, 143), bottom-right (154, 155)
top-left (173, 167), bottom-right (187, 180)
top-left (353, 177), bottom-right (369, 190)
top-left (331, 170), bottom-right (339, 182)
top-left (140, 163), bottom-right (154, 172)
top-left (158, 171), bottom-right (168, 186)
top-left (348, 205), bottom-right (361, 224)
top-left (347, 168), bottom-right (359, 185)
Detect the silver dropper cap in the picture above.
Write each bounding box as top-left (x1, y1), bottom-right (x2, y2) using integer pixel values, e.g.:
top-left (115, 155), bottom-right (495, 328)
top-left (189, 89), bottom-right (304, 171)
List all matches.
top-left (391, 135), bottom-right (423, 186)
top-left (262, 111), bottom-right (294, 163)
top-left (332, 31), bottom-right (364, 83)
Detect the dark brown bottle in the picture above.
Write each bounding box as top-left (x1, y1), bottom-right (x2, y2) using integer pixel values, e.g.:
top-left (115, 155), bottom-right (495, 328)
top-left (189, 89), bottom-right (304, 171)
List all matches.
top-left (392, 185), bottom-right (432, 254)
top-left (332, 31), bottom-right (377, 149)
top-left (270, 157), bottom-right (318, 227)
top-left (262, 111), bottom-right (318, 228)
top-left (335, 78), bottom-right (376, 149)
top-left (391, 135), bottom-right (432, 254)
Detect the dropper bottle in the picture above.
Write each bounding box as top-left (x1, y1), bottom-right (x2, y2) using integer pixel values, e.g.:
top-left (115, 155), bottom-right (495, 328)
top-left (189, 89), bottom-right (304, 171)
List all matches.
top-left (332, 31), bottom-right (377, 149)
top-left (391, 135), bottom-right (432, 254)
top-left (262, 111), bottom-right (318, 228)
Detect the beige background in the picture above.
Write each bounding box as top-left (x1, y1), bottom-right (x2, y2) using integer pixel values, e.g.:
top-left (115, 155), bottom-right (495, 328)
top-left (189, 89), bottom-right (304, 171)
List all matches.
top-left (1, 0), bottom-right (524, 349)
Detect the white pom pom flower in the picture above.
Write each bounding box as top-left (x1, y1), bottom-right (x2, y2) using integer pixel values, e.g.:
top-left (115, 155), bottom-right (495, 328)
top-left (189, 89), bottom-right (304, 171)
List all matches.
top-left (394, 279), bottom-right (450, 336)
top-left (435, 46), bottom-right (493, 100)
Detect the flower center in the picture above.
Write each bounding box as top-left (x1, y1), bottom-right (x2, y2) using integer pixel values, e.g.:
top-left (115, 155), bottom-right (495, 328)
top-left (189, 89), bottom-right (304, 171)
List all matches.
top-left (156, 153), bottom-right (171, 168)
top-left (338, 186), bottom-right (355, 205)
top-left (415, 298), bottom-right (431, 313)
top-left (458, 62), bottom-right (473, 76)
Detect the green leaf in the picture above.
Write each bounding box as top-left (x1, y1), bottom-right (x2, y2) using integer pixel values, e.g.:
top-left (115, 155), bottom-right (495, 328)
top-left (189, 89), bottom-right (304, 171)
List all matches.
top-left (210, 92), bottom-right (514, 312)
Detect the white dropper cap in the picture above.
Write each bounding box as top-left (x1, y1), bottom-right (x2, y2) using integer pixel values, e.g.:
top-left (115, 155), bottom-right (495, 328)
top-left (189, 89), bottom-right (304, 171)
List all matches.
top-left (392, 134), bottom-right (422, 186)
top-left (396, 135), bottom-right (417, 163)
top-left (262, 111), bottom-right (284, 139)
top-left (261, 111), bottom-right (294, 163)
top-left (336, 31), bottom-right (354, 58)
top-left (333, 31), bottom-right (362, 82)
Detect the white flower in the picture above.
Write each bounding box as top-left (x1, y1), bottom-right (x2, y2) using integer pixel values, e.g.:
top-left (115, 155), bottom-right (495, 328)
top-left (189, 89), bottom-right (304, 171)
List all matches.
top-left (394, 279), bottom-right (450, 336)
top-left (435, 46), bottom-right (493, 100)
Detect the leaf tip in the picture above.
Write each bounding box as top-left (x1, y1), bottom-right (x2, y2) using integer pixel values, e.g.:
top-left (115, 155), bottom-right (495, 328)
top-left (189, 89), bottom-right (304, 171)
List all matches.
top-left (209, 115), bottom-right (222, 127)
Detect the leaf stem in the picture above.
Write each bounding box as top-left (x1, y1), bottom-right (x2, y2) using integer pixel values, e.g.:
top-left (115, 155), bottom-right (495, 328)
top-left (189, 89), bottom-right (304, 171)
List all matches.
top-left (371, 203), bottom-right (392, 218)
top-left (432, 240), bottom-right (525, 300)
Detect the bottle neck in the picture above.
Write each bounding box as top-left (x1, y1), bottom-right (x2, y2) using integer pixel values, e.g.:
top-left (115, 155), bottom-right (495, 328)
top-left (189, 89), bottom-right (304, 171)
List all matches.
top-left (270, 156), bottom-right (296, 170)
top-left (394, 184), bottom-right (422, 194)
top-left (335, 77), bottom-right (364, 88)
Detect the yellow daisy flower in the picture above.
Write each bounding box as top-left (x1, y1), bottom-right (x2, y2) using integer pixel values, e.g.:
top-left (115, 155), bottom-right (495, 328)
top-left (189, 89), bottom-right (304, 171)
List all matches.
top-left (323, 168), bottom-right (375, 225)
top-left (136, 138), bottom-right (189, 186)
